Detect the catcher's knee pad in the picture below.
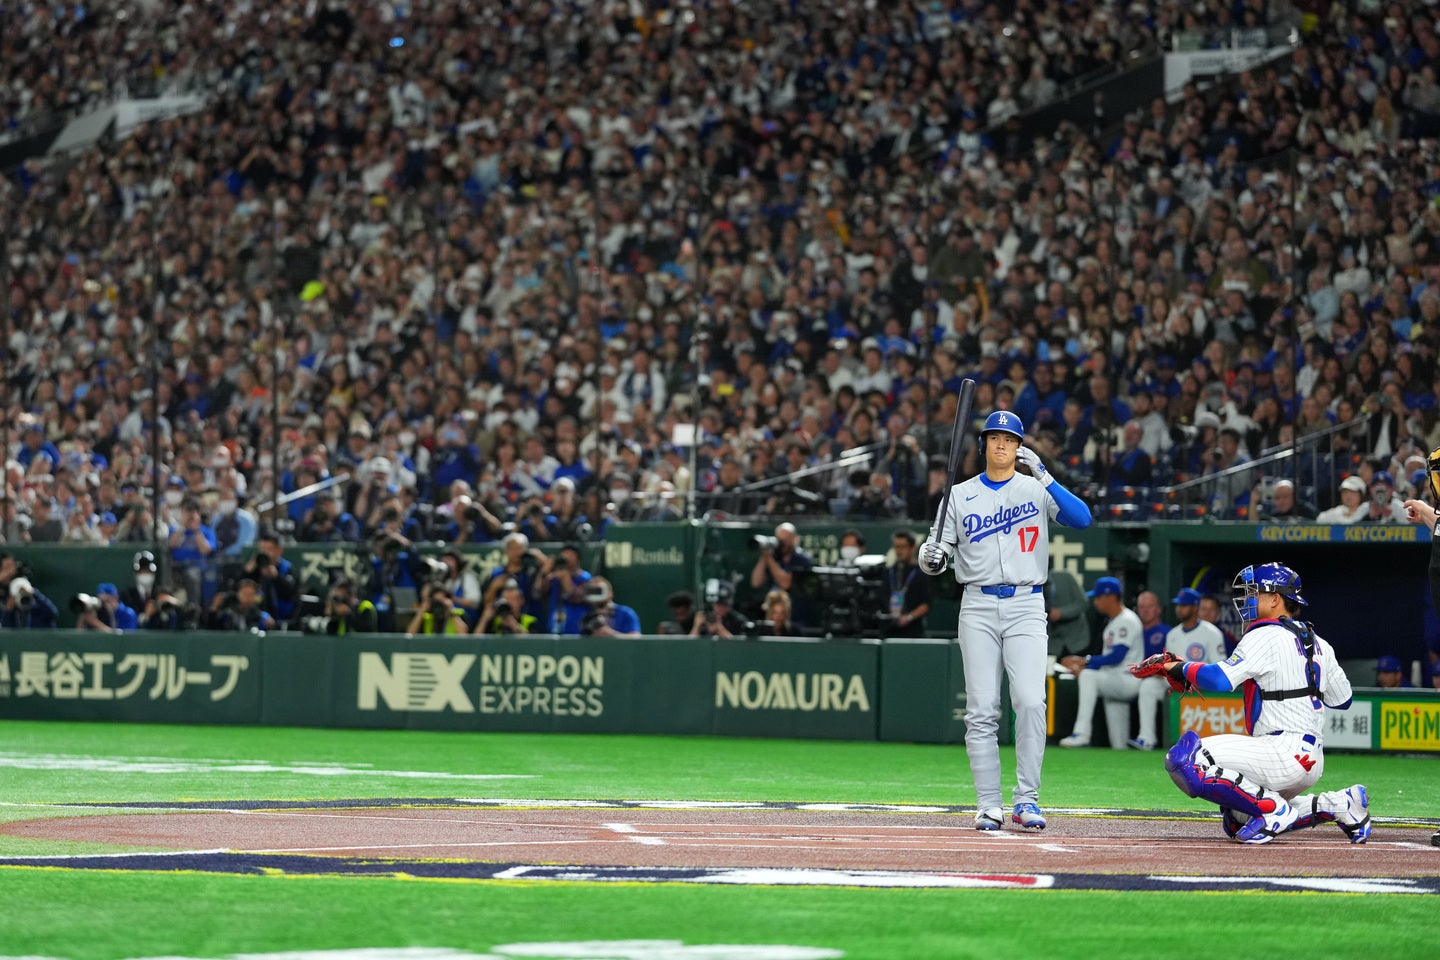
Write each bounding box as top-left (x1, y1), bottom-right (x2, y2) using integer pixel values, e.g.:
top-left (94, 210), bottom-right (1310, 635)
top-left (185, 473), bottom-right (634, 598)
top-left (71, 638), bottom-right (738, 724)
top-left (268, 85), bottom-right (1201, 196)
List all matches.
top-left (1164, 731), bottom-right (1203, 797)
top-left (1163, 732), bottom-right (1276, 818)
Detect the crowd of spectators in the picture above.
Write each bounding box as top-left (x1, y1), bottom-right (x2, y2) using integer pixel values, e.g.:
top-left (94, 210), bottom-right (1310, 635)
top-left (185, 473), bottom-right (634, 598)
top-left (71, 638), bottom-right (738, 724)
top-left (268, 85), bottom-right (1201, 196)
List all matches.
top-left (3, 0), bottom-right (1440, 600)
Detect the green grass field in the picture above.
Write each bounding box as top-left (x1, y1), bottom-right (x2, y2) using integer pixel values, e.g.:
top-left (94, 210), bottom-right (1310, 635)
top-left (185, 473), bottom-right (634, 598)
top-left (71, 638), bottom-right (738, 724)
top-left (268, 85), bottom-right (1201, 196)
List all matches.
top-left (1, 721), bottom-right (1437, 960)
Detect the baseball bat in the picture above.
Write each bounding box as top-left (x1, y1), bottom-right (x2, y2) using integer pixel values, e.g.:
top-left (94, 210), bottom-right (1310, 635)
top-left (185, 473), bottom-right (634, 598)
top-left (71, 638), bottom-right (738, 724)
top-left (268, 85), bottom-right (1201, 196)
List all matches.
top-left (931, 377), bottom-right (977, 549)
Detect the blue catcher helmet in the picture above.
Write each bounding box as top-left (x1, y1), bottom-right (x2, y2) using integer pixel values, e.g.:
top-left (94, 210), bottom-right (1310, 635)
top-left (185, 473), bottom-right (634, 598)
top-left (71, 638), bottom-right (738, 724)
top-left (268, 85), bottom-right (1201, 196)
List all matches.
top-left (980, 410), bottom-right (1024, 441)
top-left (1232, 562), bottom-right (1307, 623)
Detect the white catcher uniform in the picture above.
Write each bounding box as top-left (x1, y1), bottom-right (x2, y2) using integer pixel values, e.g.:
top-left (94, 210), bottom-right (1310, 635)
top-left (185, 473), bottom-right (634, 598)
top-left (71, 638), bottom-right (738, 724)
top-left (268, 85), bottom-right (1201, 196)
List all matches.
top-left (934, 469), bottom-right (1058, 813)
top-left (1070, 603), bottom-right (1144, 749)
top-left (1197, 616), bottom-right (1350, 798)
top-left (1165, 606), bottom-right (1369, 840)
top-left (1135, 618), bottom-right (1225, 746)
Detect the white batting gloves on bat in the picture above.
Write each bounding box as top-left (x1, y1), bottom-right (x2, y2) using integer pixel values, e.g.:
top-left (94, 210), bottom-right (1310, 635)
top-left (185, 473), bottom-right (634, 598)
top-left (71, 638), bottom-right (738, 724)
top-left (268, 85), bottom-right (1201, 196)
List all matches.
top-left (918, 540), bottom-right (950, 576)
top-left (1015, 445), bottom-right (1052, 486)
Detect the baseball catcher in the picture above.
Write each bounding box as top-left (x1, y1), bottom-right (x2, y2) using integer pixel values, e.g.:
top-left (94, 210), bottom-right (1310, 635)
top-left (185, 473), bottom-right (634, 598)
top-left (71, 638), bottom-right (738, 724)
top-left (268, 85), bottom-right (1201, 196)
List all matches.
top-left (1129, 562), bottom-right (1371, 845)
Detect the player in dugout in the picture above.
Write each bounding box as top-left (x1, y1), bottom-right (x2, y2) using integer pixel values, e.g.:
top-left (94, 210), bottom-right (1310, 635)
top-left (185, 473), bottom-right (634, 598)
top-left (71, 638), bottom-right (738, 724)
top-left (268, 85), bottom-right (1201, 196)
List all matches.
top-left (1401, 443), bottom-right (1440, 847)
top-left (1130, 562), bottom-right (1371, 845)
top-left (918, 410), bottom-right (1092, 832)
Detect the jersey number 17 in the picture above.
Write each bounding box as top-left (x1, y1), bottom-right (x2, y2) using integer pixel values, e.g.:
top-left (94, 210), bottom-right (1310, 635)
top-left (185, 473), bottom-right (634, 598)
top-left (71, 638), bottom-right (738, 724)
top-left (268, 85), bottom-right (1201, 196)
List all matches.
top-left (1017, 526), bottom-right (1039, 552)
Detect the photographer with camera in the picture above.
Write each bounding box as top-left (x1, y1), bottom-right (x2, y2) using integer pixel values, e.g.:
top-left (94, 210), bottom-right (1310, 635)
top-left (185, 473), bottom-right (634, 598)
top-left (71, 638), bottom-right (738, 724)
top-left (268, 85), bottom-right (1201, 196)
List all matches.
top-left (749, 522), bottom-right (814, 594)
top-left (688, 579), bottom-right (751, 639)
top-left (884, 530), bottom-right (932, 638)
top-left (545, 477), bottom-right (594, 542)
top-left (482, 531), bottom-right (546, 625)
top-left (298, 493), bottom-right (360, 543)
top-left (517, 495), bottom-right (558, 541)
top-left (749, 521), bottom-right (814, 626)
top-left (310, 577), bottom-right (377, 635)
top-left (206, 578), bottom-right (276, 632)
top-left (406, 583), bottom-right (469, 635)
top-left (2, 575), bottom-right (59, 629)
top-left (121, 550), bottom-right (189, 631)
top-left (366, 527), bottom-right (424, 632)
top-left (475, 578), bottom-right (538, 635)
top-left (434, 479), bottom-right (506, 543)
top-left (535, 543), bottom-right (594, 633)
top-left (74, 583), bottom-right (138, 633)
top-left (436, 548), bottom-right (483, 627)
top-left (577, 577), bottom-right (640, 637)
top-left (238, 533), bottom-right (300, 627)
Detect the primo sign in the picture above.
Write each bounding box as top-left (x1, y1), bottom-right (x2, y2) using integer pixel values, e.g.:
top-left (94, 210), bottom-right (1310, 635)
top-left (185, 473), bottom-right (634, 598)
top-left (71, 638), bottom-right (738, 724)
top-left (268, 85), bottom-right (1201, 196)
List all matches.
top-left (357, 652), bottom-right (605, 717)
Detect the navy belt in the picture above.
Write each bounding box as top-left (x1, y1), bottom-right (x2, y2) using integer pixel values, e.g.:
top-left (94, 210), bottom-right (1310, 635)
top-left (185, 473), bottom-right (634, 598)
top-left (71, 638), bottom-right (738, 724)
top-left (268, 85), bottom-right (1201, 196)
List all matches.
top-left (976, 584), bottom-right (1043, 598)
top-left (1266, 731), bottom-right (1317, 746)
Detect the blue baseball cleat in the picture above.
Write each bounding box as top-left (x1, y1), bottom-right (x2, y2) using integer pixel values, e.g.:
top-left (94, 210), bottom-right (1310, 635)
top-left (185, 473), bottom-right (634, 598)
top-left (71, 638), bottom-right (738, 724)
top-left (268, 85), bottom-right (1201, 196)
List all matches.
top-left (1235, 800), bottom-right (1298, 844)
top-left (1337, 785), bottom-right (1371, 844)
top-left (975, 807), bottom-right (1004, 831)
top-left (1011, 802), bottom-right (1046, 830)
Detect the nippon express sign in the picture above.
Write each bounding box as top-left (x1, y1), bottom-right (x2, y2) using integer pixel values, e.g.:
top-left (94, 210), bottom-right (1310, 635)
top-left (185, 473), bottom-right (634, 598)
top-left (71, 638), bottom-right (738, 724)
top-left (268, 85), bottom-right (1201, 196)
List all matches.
top-left (357, 652), bottom-right (605, 717)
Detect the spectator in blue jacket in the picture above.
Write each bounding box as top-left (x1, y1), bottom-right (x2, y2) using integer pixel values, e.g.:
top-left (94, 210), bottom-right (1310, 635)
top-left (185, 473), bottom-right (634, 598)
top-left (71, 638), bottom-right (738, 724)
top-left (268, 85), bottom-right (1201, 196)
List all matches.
top-left (76, 582), bottom-right (138, 633)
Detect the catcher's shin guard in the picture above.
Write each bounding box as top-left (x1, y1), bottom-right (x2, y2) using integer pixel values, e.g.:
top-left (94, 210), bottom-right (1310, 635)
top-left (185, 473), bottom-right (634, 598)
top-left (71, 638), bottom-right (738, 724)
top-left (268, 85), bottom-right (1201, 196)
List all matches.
top-left (1163, 731), bottom-right (1282, 819)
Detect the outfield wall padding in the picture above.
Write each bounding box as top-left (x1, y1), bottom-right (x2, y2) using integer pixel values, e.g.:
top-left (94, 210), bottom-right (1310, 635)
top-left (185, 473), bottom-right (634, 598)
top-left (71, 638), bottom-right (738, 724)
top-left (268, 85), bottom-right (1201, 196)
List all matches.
top-left (0, 631), bottom-right (898, 740)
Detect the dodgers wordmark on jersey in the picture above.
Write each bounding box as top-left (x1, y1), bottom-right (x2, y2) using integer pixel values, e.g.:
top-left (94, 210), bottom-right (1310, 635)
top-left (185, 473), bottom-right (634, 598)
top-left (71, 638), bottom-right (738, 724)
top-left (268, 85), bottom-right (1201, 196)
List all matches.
top-left (1215, 620), bottom-right (1352, 739)
top-left (937, 472), bottom-right (1058, 586)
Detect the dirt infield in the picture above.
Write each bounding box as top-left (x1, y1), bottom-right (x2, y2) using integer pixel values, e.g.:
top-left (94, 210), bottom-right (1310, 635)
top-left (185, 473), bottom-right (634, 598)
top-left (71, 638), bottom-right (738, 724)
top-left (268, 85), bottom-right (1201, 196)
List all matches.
top-left (3, 800), bottom-right (1437, 888)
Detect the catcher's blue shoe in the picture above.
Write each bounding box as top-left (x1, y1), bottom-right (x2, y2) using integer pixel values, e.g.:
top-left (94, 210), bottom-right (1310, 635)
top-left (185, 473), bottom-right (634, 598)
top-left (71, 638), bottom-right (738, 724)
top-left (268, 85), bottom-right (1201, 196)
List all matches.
top-left (1337, 785), bottom-right (1371, 844)
top-left (975, 807), bottom-right (1004, 831)
top-left (1235, 800), bottom-right (1298, 845)
top-left (1011, 803), bottom-right (1046, 830)
top-left (1220, 808), bottom-right (1245, 839)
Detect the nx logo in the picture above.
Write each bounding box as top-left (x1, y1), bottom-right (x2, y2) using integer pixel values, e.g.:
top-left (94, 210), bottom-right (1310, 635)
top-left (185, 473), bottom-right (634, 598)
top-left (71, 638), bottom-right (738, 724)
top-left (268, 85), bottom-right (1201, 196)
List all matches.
top-left (358, 653), bottom-right (475, 713)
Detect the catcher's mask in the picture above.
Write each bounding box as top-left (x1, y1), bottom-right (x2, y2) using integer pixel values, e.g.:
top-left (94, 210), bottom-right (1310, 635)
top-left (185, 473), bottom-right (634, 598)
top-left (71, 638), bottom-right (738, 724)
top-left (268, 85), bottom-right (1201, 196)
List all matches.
top-left (1428, 445), bottom-right (1440, 502)
top-left (1232, 561), bottom-right (1307, 623)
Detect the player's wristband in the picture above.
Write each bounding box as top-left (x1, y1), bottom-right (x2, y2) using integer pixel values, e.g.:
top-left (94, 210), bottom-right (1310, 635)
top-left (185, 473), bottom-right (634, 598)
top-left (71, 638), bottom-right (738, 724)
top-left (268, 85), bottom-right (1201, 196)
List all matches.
top-left (1183, 662), bottom-right (1203, 687)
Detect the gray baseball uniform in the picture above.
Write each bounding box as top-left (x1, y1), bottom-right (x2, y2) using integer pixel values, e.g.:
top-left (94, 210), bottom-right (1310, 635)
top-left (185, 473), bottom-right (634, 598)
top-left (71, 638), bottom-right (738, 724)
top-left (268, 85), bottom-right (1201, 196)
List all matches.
top-left (935, 470), bottom-right (1060, 810)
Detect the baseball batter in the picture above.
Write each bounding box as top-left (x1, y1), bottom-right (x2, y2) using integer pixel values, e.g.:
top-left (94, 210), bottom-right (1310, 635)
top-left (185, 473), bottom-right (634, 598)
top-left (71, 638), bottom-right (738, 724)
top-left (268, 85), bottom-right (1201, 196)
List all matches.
top-left (1130, 587), bottom-right (1225, 751)
top-left (918, 410), bottom-right (1092, 831)
top-left (1131, 562), bottom-right (1371, 844)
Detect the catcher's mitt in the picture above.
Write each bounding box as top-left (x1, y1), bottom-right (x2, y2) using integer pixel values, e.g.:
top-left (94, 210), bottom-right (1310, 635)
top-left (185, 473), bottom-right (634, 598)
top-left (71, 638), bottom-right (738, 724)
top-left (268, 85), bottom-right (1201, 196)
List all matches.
top-left (1129, 651), bottom-right (1195, 694)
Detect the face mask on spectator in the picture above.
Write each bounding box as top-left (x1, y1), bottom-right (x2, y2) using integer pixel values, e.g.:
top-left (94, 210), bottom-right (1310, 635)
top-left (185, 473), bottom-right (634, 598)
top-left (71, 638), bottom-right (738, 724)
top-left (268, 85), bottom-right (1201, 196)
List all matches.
top-left (164, 491), bottom-right (183, 506)
top-left (610, 487), bottom-right (629, 503)
top-left (219, 499), bottom-right (238, 515)
top-left (398, 430), bottom-right (416, 448)
top-left (136, 573), bottom-right (156, 591)
top-left (840, 545), bottom-right (861, 562)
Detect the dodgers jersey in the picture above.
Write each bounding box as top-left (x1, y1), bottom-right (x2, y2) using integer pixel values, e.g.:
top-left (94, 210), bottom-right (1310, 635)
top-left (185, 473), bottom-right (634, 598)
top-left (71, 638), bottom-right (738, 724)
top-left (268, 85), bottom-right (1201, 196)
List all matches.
top-left (1097, 606), bottom-right (1143, 671)
top-left (937, 472), bottom-right (1058, 586)
top-left (1215, 618), bottom-right (1352, 739)
top-left (1165, 619), bottom-right (1225, 664)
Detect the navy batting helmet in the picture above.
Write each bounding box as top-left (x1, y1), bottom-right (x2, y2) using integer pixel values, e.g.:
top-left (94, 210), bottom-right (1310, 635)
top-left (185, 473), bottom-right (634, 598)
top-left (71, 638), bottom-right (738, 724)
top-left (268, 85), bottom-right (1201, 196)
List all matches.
top-left (1232, 561), bottom-right (1306, 623)
top-left (980, 410), bottom-right (1024, 441)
